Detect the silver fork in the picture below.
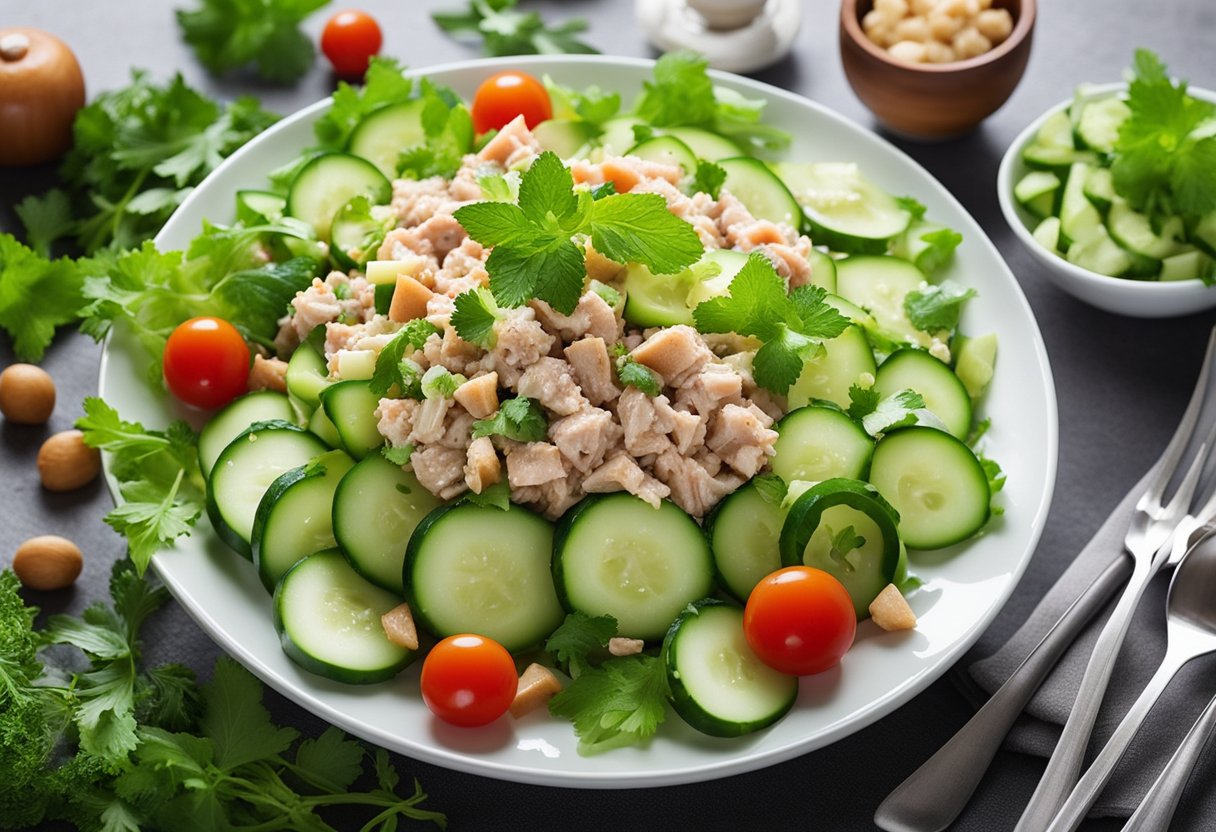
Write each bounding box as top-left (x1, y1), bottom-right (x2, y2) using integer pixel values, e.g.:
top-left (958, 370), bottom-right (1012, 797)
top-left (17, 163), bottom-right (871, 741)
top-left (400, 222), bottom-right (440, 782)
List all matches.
top-left (874, 326), bottom-right (1216, 832)
top-left (1014, 430), bottom-right (1216, 832)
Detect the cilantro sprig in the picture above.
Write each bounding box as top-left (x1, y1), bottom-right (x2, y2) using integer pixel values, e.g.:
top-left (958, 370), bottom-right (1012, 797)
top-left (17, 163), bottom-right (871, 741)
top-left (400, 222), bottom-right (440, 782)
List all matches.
top-left (432, 0), bottom-right (598, 57)
top-left (693, 253), bottom-right (850, 395)
top-left (176, 0), bottom-right (330, 83)
top-left (471, 396), bottom-right (549, 442)
top-left (454, 151), bottom-right (703, 314)
top-left (1112, 49), bottom-right (1216, 218)
top-left (0, 233), bottom-right (90, 361)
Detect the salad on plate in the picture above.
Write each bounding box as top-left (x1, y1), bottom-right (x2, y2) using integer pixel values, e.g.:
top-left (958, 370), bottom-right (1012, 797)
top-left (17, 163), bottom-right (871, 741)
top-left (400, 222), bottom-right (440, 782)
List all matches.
top-left (88, 53), bottom-right (1006, 754)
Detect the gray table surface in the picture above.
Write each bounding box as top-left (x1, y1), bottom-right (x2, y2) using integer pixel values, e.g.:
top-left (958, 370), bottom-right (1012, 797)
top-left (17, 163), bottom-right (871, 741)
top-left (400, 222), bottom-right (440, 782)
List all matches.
top-left (3, 0), bottom-right (1216, 829)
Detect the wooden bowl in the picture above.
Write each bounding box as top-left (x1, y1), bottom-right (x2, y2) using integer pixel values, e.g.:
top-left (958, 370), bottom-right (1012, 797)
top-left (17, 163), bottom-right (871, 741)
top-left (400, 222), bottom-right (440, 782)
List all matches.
top-left (839, 0), bottom-right (1036, 139)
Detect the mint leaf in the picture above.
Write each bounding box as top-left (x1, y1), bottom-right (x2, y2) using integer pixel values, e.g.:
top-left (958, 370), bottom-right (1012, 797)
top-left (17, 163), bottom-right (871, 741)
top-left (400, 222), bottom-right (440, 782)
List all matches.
top-left (371, 324), bottom-right (436, 398)
top-left (542, 77), bottom-right (620, 127)
top-left (485, 240), bottom-right (586, 312)
top-left (452, 200), bottom-right (538, 248)
top-left (451, 288), bottom-right (502, 348)
top-left (904, 280), bottom-right (976, 333)
top-left (518, 149), bottom-right (579, 221)
top-left (590, 193), bottom-right (703, 275)
top-left (471, 396), bottom-right (548, 442)
top-left (177, 0), bottom-right (327, 83)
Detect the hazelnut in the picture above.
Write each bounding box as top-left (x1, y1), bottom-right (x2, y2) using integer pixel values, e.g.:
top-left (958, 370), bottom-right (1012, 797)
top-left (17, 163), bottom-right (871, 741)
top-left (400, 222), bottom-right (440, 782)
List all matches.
top-left (0, 363), bottom-right (55, 424)
top-left (37, 429), bottom-right (101, 491)
top-left (13, 535), bottom-right (83, 590)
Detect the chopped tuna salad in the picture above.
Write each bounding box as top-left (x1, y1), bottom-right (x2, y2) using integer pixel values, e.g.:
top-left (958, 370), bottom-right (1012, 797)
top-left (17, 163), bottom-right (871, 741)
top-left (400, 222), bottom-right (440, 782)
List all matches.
top-left (276, 115), bottom-right (816, 520)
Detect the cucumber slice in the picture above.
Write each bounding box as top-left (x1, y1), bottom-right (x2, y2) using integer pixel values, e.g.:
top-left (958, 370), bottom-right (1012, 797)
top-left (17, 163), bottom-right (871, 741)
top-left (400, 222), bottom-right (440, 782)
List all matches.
top-left (662, 127), bottom-right (745, 161)
top-left (1059, 162), bottom-right (1104, 248)
top-left (1107, 199), bottom-right (1184, 260)
top-left (1160, 249), bottom-right (1215, 282)
top-left (347, 99), bottom-right (426, 179)
top-left (624, 248), bottom-right (749, 327)
top-left (307, 403), bottom-right (342, 448)
top-left (1021, 144), bottom-right (1099, 172)
top-left (874, 348), bottom-right (972, 439)
top-left (1032, 216), bottom-right (1063, 254)
top-left (787, 324), bottom-right (878, 409)
top-left (868, 426), bottom-right (990, 549)
top-left (1082, 166), bottom-right (1115, 213)
top-left (532, 118), bottom-right (596, 159)
top-left (1075, 96), bottom-right (1130, 154)
top-left (332, 454), bottom-right (444, 593)
top-left (598, 117), bottom-right (645, 156)
top-left (888, 219), bottom-right (961, 277)
top-left (953, 332), bottom-right (998, 400)
top-left (206, 422), bottom-right (329, 558)
top-left (823, 294), bottom-right (877, 328)
top-left (772, 405), bottom-right (874, 484)
top-left (835, 255), bottom-right (931, 346)
top-left (320, 380), bottom-right (383, 459)
top-left (626, 135), bottom-right (698, 176)
top-left (236, 190), bottom-right (287, 225)
top-left (286, 343), bottom-right (331, 409)
top-left (777, 162), bottom-right (912, 254)
top-left (1065, 226), bottom-right (1137, 277)
top-left (553, 494), bottom-right (714, 641)
top-left (705, 481), bottom-right (786, 602)
top-left (406, 502), bottom-right (564, 652)
top-left (1014, 171), bottom-right (1061, 220)
top-left (720, 157), bottom-right (802, 229)
top-left (1034, 110), bottom-right (1076, 150)
top-left (806, 248), bottom-right (838, 293)
top-left (330, 197), bottom-right (390, 271)
top-left (287, 153), bottom-right (391, 242)
top-left (252, 449), bottom-right (355, 591)
top-left (274, 549), bottom-right (416, 684)
top-left (199, 391), bottom-right (298, 478)
top-left (1194, 211), bottom-right (1216, 259)
top-left (664, 600), bottom-right (797, 737)
top-left (779, 478), bottom-right (901, 618)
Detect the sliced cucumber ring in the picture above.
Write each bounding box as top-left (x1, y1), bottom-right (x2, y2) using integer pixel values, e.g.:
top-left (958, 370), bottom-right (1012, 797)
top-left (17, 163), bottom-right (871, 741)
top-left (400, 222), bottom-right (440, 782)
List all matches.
top-left (705, 481), bottom-right (786, 602)
top-left (199, 391), bottom-right (298, 478)
top-left (287, 152), bottom-right (391, 242)
top-left (772, 405), bottom-right (874, 484)
top-left (776, 161), bottom-right (911, 254)
top-left (874, 348), bottom-right (972, 439)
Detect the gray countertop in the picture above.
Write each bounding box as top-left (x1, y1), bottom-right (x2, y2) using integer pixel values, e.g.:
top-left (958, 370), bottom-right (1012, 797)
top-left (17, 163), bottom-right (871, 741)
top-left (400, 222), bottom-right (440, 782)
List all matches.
top-left (3, 0), bottom-right (1216, 829)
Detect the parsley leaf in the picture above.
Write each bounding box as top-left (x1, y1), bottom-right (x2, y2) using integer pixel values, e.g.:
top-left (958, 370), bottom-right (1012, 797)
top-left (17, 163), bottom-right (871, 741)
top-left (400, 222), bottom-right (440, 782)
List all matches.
top-left (176, 0), bottom-right (329, 83)
top-left (617, 356), bottom-right (662, 396)
top-left (851, 387), bottom-right (929, 436)
top-left (315, 57), bottom-right (414, 150)
top-left (545, 612), bottom-right (617, 680)
top-left (76, 398), bottom-right (206, 574)
top-left (464, 480), bottom-right (511, 511)
top-left (895, 196), bottom-right (928, 220)
top-left (371, 323), bottom-right (438, 397)
top-left (1112, 49), bottom-right (1216, 217)
top-left (751, 474), bottom-right (788, 506)
top-left (471, 396), bottom-right (548, 442)
top-left (548, 654), bottom-right (669, 754)
top-left (904, 280), bottom-right (977, 333)
top-left (0, 233), bottom-right (88, 361)
top-left (846, 384), bottom-right (881, 421)
top-left (693, 254), bottom-right (850, 394)
top-left (633, 51), bottom-right (791, 155)
top-left (693, 159), bottom-right (727, 200)
top-left (543, 77), bottom-right (621, 128)
top-left (828, 525), bottom-right (866, 572)
top-left (451, 287), bottom-right (504, 348)
top-left (433, 0), bottom-right (598, 57)
top-left (383, 443), bottom-right (415, 465)
top-left (14, 190), bottom-right (75, 257)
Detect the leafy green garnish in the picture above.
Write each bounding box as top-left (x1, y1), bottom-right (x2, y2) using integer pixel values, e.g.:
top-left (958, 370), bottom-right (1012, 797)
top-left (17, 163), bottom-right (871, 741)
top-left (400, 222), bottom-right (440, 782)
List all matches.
top-left (828, 525), bottom-right (865, 572)
top-left (471, 396), bottom-right (548, 442)
top-left (76, 398), bottom-right (206, 574)
top-left (914, 227), bottom-right (964, 276)
top-left (1112, 49), bottom-right (1216, 218)
top-left (980, 454), bottom-right (1007, 517)
top-left (544, 612), bottom-right (617, 680)
top-left (13, 190), bottom-right (74, 258)
top-left (22, 72), bottom-right (277, 255)
top-left (848, 386), bottom-right (929, 437)
top-left (693, 253), bottom-right (850, 395)
top-left (383, 443), bottom-right (415, 466)
top-left (397, 79), bottom-right (476, 180)
top-left (543, 77), bottom-right (621, 128)
top-left (451, 287), bottom-right (504, 348)
top-left (693, 159), bottom-right (727, 200)
top-left (421, 366), bottom-right (466, 400)
top-left (751, 474), bottom-right (788, 507)
top-left (904, 280), bottom-right (976, 334)
top-left (455, 151), bottom-right (703, 313)
top-left (464, 480), bottom-right (511, 511)
top-left (176, 0), bottom-right (330, 83)
top-left (371, 322), bottom-right (438, 397)
top-left (315, 57), bottom-right (415, 150)
top-left (616, 356), bottom-right (662, 397)
top-left (0, 233), bottom-right (90, 361)
top-left (432, 0), bottom-right (597, 57)
top-left (548, 654), bottom-right (669, 755)
top-left (633, 51), bottom-right (790, 155)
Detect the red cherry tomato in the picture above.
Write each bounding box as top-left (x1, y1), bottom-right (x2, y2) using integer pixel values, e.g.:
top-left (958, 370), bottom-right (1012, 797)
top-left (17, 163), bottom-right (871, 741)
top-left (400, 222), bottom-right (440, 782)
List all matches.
top-left (743, 566), bottom-right (857, 676)
top-left (162, 317), bottom-right (251, 411)
top-left (420, 634), bottom-right (518, 727)
top-left (470, 70), bottom-right (553, 134)
top-left (320, 9), bottom-right (383, 78)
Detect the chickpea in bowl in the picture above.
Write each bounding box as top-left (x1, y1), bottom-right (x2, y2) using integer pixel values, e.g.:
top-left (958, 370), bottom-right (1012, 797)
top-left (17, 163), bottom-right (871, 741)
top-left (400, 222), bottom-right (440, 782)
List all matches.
top-left (839, 0), bottom-right (1035, 139)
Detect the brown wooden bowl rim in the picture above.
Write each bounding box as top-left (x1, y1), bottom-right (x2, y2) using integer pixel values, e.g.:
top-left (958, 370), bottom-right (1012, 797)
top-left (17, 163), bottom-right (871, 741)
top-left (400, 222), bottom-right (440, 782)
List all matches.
top-left (840, 0), bottom-right (1036, 75)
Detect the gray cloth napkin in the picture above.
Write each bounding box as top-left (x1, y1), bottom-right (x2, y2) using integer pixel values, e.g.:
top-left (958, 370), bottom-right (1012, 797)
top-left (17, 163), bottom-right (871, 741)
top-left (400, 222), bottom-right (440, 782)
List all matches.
top-left (961, 468), bottom-right (1216, 820)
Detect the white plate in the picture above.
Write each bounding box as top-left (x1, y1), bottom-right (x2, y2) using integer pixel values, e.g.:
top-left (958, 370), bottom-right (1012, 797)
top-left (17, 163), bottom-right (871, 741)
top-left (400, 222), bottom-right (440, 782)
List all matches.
top-left (99, 55), bottom-right (1058, 788)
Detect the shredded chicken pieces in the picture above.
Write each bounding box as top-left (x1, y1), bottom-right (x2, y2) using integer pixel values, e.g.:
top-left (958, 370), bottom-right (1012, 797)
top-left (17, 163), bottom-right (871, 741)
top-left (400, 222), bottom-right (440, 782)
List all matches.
top-left (277, 117), bottom-right (812, 519)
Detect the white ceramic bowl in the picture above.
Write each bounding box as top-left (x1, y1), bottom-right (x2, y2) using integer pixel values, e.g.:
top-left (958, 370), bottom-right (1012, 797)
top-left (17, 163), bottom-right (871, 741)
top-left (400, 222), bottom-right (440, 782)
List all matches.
top-left (998, 83), bottom-right (1216, 318)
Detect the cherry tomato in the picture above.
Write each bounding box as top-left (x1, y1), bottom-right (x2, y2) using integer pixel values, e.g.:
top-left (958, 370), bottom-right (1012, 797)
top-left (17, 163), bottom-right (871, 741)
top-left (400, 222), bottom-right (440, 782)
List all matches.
top-left (470, 70), bottom-right (553, 134)
top-left (320, 9), bottom-right (383, 78)
top-left (162, 317), bottom-right (250, 410)
top-left (743, 566), bottom-right (857, 676)
top-left (420, 634), bottom-right (518, 727)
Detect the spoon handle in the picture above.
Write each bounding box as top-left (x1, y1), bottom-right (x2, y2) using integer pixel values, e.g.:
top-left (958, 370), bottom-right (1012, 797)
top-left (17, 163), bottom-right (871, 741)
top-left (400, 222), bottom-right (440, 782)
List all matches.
top-left (1015, 556), bottom-right (1158, 832)
top-left (1044, 649), bottom-right (1192, 832)
top-left (873, 555), bottom-right (1132, 832)
top-left (1122, 691), bottom-right (1216, 832)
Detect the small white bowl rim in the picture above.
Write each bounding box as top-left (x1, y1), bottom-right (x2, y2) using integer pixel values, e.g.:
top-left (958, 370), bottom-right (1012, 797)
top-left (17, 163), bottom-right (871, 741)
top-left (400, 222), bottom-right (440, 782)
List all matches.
top-left (997, 81), bottom-right (1216, 300)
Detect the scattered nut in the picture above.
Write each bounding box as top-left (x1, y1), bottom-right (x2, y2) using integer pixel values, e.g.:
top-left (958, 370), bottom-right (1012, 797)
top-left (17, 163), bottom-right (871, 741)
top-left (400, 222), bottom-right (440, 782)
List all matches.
top-left (608, 636), bottom-right (645, 657)
top-left (37, 429), bottom-right (101, 492)
top-left (0, 363), bottom-right (55, 424)
top-left (869, 583), bottom-right (918, 631)
top-left (509, 663), bottom-right (563, 718)
top-left (381, 602), bottom-right (419, 650)
top-left (13, 535), bottom-right (83, 590)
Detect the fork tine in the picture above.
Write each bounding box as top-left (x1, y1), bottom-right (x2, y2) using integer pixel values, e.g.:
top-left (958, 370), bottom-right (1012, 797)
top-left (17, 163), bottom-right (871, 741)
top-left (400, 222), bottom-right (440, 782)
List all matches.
top-left (1136, 325), bottom-right (1216, 512)
top-left (1159, 440), bottom-right (1212, 523)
